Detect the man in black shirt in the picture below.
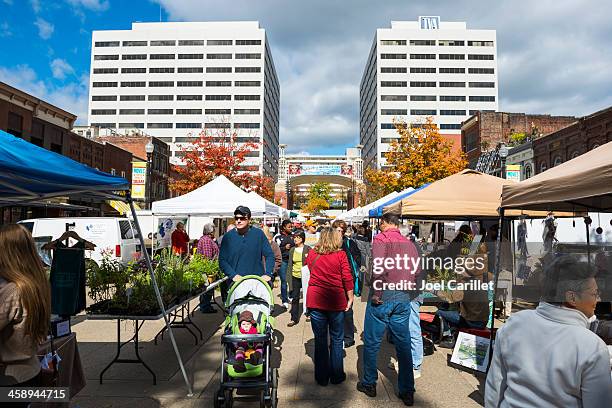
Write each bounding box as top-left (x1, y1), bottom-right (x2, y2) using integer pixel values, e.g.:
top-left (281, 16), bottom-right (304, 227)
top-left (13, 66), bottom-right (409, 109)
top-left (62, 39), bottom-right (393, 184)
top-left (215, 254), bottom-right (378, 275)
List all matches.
top-left (273, 220), bottom-right (294, 308)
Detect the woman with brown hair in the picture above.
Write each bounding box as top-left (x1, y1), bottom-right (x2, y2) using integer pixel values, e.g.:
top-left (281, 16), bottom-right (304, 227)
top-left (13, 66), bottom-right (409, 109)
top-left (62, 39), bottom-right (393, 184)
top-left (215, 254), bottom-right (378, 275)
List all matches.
top-left (0, 224), bottom-right (51, 388)
top-left (305, 227), bottom-right (354, 386)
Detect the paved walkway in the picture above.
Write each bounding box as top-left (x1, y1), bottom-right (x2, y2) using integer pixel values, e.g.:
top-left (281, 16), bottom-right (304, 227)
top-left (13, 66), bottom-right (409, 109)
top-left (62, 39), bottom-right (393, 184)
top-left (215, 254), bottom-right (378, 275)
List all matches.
top-left (71, 288), bottom-right (485, 407)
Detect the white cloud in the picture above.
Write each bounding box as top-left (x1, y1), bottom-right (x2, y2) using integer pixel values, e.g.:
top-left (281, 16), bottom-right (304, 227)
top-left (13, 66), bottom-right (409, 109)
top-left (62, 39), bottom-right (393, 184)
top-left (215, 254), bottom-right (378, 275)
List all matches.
top-left (50, 58), bottom-right (75, 80)
top-left (34, 17), bottom-right (54, 39)
top-left (0, 21), bottom-right (11, 37)
top-left (29, 0), bottom-right (40, 13)
top-left (153, 0), bottom-right (612, 153)
top-left (0, 65), bottom-right (89, 124)
top-left (65, 0), bottom-right (109, 12)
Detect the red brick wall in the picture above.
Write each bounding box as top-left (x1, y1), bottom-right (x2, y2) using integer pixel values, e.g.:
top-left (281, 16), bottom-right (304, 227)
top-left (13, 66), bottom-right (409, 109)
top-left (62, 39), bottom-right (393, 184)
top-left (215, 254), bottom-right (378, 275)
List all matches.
top-left (462, 111), bottom-right (578, 167)
top-left (534, 107), bottom-right (612, 173)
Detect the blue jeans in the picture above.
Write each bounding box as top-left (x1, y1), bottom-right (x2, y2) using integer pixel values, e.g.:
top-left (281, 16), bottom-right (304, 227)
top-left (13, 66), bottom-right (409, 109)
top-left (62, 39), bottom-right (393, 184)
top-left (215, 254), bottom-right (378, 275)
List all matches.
top-left (436, 309), bottom-right (486, 336)
top-left (199, 290), bottom-right (214, 311)
top-left (363, 300), bottom-right (414, 395)
top-left (410, 299), bottom-right (423, 371)
top-left (279, 261), bottom-right (289, 303)
top-left (309, 309), bottom-right (345, 385)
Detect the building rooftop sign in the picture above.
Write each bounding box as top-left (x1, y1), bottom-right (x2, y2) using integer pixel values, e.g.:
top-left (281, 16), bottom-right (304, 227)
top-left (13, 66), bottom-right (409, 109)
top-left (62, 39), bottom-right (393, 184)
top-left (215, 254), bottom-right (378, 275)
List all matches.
top-left (419, 16), bottom-right (440, 29)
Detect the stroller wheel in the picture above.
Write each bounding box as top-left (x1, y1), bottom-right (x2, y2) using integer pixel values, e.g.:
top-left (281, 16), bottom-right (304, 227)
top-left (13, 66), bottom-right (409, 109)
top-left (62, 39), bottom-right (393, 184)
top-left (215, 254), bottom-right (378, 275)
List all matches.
top-left (224, 389), bottom-right (234, 408)
top-left (214, 388), bottom-right (224, 408)
top-left (264, 369), bottom-right (278, 408)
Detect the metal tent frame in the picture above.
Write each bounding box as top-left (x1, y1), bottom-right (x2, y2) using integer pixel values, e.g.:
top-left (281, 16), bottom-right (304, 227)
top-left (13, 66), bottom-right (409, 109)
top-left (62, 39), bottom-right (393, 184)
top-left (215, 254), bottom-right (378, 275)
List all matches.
top-left (0, 130), bottom-right (193, 395)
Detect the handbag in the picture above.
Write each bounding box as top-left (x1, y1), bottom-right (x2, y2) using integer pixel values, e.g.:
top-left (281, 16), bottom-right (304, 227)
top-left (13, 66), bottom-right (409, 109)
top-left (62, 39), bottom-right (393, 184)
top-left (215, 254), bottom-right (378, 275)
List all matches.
top-left (345, 240), bottom-right (362, 296)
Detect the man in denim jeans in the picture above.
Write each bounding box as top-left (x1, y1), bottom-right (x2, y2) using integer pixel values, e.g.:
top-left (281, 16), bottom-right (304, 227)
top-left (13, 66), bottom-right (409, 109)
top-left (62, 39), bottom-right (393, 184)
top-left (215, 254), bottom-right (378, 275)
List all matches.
top-left (357, 213), bottom-right (420, 406)
top-left (273, 220), bottom-right (294, 309)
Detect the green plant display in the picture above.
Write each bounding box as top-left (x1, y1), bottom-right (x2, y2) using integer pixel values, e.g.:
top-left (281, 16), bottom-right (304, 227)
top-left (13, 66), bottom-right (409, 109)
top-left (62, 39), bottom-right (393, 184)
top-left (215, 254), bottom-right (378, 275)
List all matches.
top-left (86, 249), bottom-right (213, 316)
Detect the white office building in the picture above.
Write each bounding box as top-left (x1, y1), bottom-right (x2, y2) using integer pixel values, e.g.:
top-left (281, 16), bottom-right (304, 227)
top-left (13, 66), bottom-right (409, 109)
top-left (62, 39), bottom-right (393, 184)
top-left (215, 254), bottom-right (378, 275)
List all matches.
top-left (360, 17), bottom-right (498, 169)
top-left (87, 21), bottom-right (280, 180)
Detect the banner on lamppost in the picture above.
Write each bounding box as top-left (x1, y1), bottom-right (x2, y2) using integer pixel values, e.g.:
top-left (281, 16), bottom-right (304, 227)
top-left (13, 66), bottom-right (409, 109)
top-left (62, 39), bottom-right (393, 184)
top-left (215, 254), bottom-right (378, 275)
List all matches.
top-left (506, 164), bottom-right (521, 182)
top-left (131, 161), bottom-right (147, 199)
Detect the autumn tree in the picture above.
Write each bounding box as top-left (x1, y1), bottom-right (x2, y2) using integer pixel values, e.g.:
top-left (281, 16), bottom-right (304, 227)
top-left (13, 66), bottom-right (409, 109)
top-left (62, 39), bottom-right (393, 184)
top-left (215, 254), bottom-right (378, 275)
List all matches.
top-left (169, 129), bottom-right (274, 200)
top-left (365, 117), bottom-right (468, 200)
top-left (302, 182), bottom-right (332, 215)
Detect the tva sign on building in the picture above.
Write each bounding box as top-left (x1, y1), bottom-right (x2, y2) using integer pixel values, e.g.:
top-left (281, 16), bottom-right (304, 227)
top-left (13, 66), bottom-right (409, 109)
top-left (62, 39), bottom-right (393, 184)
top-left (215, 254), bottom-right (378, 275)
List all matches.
top-left (419, 16), bottom-right (440, 29)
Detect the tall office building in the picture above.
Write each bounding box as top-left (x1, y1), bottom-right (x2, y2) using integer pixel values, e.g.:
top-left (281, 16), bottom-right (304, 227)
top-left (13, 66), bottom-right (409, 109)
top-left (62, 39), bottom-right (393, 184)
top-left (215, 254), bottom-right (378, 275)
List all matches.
top-left (360, 17), bottom-right (498, 169)
top-left (88, 22), bottom-right (280, 180)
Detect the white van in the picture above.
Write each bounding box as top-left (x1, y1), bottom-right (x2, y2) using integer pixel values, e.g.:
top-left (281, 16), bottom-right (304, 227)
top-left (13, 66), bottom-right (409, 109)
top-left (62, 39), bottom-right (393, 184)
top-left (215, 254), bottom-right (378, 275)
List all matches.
top-left (19, 217), bottom-right (142, 265)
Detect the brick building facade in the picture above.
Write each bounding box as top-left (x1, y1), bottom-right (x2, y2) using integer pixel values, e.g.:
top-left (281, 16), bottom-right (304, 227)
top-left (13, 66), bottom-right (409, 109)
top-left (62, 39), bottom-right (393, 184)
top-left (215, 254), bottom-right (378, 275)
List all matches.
top-left (94, 133), bottom-right (171, 204)
top-left (0, 82), bottom-right (134, 222)
top-left (533, 106), bottom-right (612, 174)
top-left (461, 111), bottom-right (577, 168)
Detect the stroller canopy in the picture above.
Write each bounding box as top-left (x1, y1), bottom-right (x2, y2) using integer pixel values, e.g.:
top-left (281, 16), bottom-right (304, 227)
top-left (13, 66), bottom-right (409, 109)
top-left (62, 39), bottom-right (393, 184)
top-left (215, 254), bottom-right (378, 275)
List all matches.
top-left (226, 275), bottom-right (274, 321)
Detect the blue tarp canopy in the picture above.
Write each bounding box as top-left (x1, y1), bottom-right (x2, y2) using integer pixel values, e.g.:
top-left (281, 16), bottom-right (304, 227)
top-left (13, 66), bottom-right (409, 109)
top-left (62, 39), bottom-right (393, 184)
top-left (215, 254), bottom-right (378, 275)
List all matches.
top-left (368, 184), bottom-right (430, 218)
top-left (0, 129), bottom-right (129, 204)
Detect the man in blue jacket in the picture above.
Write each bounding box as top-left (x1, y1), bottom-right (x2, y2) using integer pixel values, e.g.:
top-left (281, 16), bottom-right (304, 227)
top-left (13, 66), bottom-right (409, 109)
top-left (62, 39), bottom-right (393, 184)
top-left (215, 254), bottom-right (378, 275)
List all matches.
top-left (219, 206), bottom-right (275, 283)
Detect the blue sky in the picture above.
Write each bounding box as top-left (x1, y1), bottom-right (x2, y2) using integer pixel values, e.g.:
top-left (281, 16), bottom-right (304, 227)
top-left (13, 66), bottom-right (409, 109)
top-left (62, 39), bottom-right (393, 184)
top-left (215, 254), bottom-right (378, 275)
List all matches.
top-left (2, 0), bottom-right (612, 155)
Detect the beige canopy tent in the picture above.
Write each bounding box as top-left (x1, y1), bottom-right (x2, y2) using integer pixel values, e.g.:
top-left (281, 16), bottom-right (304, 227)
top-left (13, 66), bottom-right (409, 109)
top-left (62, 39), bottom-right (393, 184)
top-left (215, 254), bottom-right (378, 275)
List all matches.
top-left (383, 169), bottom-right (552, 219)
top-left (501, 141), bottom-right (612, 212)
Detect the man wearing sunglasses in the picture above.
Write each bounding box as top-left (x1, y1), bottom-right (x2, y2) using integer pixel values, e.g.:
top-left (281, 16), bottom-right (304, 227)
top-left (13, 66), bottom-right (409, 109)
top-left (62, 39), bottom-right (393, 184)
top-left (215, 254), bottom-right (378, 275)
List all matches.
top-left (219, 206), bottom-right (275, 284)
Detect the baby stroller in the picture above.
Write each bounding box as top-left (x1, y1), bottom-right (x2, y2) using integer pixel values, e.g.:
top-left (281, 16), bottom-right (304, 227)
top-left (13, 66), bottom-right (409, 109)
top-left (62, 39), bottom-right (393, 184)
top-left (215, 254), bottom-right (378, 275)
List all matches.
top-left (215, 275), bottom-right (278, 408)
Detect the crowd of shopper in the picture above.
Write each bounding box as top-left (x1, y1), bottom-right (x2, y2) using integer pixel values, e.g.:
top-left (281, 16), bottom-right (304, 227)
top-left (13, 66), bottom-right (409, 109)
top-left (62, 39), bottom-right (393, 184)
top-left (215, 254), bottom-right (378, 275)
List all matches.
top-left (2, 204), bottom-right (611, 408)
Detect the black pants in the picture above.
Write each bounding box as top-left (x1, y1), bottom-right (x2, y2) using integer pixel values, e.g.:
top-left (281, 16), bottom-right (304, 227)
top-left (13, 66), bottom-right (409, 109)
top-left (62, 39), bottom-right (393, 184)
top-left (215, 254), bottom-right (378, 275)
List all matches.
top-left (290, 276), bottom-right (303, 322)
top-left (344, 306), bottom-right (355, 343)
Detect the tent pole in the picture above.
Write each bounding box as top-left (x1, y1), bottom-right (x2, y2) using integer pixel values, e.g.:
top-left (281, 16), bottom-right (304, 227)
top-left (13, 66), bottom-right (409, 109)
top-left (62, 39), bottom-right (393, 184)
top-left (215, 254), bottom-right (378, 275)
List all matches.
top-left (487, 208), bottom-right (505, 373)
top-left (127, 195), bottom-right (194, 396)
top-left (585, 216), bottom-right (591, 268)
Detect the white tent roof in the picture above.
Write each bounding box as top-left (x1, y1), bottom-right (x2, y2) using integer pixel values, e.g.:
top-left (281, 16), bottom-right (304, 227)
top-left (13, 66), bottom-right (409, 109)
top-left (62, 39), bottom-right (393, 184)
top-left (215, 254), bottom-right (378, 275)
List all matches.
top-left (151, 175), bottom-right (280, 217)
top-left (340, 191), bottom-right (400, 222)
top-left (247, 191), bottom-right (288, 219)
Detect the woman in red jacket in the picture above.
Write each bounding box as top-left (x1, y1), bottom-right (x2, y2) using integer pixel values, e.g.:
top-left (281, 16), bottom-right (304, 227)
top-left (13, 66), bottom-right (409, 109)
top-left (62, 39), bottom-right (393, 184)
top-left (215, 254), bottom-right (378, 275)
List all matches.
top-left (305, 227), bottom-right (354, 386)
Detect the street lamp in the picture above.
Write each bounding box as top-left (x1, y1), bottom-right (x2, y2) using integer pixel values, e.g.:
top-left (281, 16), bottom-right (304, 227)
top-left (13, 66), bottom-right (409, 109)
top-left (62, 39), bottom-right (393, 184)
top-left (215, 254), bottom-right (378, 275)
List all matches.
top-left (145, 140), bottom-right (155, 209)
top-left (498, 143), bottom-right (509, 179)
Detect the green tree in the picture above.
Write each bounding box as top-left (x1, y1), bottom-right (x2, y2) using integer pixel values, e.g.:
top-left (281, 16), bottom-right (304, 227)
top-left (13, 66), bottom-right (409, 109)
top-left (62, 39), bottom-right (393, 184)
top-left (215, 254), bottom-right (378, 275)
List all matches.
top-left (302, 182), bottom-right (332, 215)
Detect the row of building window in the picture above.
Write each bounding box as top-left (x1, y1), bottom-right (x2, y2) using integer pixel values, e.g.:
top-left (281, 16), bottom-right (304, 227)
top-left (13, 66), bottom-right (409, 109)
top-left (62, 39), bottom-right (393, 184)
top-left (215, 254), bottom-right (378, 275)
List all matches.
top-left (91, 108), bottom-right (261, 115)
top-left (95, 40), bottom-right (262, 47)
top-left (91, 93), bottom-right (260, 101)
top-left (380, 40), bottom-right (494, 47)
top-left (381, 109), bottom-right (467, 116)
top-left (380, 67), bottom-right (494, 74)
top-left (380, 53), bottom-right (494, 60)
top-left (88, 122), bottom-right (260, 129)
top-left (381, 95), bottom-right (495, 102)
top-left (93, 66), bottom-right (261, 74)
top-left (92, 81), bottom-right (261, 87)
top-left (380, 123), bottom-right (462, 132)
top-left (94, 53), bottom-right (261, 60)
top-left (381, 81), bottom-right (495, 88)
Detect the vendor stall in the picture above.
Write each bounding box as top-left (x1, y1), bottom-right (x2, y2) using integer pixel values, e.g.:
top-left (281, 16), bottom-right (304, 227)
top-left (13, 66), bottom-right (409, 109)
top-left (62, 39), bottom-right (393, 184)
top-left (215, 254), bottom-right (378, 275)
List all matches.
top-left (152, 175), bottom-right (283, 218)
top-left (0, 129), bottom-right (193, 395)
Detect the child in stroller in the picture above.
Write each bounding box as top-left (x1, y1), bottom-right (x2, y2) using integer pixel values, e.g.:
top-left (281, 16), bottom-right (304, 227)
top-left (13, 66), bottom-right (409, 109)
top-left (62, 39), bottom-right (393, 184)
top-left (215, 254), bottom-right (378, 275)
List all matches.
top-left (215, 275), bottom-right (278, 408)
top-left (233, 311), bottom-right (263, 372)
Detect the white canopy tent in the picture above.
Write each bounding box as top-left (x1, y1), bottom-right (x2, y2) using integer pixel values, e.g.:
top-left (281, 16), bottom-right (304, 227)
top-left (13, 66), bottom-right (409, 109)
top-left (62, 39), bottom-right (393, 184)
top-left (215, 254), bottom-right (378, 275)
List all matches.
top-left (152, 175), bottom-right (282, 217)
top-left (247, 191), bottom-right (289, 219)
top-left (346, 191), bottom-right (400, 223)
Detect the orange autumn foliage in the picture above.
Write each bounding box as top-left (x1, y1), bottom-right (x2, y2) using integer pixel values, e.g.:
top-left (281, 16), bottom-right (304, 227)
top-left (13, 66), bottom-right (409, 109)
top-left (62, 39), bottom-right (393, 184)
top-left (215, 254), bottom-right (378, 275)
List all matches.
top-left (365, 117), bottom-right (467, 200)
top-left (169, 130), bottom-right (274, 200)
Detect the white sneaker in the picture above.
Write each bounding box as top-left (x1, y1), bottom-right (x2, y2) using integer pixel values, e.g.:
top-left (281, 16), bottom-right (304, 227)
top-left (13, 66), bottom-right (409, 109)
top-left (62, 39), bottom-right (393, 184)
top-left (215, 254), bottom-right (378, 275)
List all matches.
top-left (388, 357), bottom-right (398, 371)
top-left (413, 369), bottom-right (422, 379)
top-left (282, 302), bottom-right (290, 309)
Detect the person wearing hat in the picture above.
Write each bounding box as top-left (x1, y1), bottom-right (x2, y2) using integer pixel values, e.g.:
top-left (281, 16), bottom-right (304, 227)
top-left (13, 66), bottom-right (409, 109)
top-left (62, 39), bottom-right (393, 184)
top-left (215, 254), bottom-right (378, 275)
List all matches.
top-left (304, 220), bottom-right (320, 247)
top-left (233, 310), bottom-right (264, 372)
top-left (219, 206), bottom-right (275, 283)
